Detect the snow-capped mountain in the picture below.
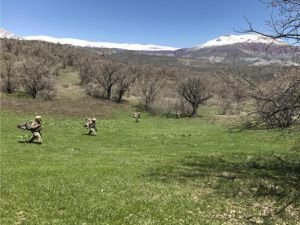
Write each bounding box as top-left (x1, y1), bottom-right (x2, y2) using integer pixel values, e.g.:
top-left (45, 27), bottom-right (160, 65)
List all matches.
top-left (0, 28), bottom-right (19, 39)
top-left (23, 35), bottom-right (178, 51)
top-left (0, 28), bottom-right (290, 52)
top-left (195, 34), bottom-right (287, 49)
top-left (0, 28), bottom-right (178, 51)
top-left (138, 34), bottom-right (299, 66)
top-left (1, 28), bottom-right (299, 65)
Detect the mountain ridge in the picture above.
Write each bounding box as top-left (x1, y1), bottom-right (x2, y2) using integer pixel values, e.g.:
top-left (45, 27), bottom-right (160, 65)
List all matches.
top-left (23, 35), bottom-right (179, 51)
top-left (0, 28), bottom-right (178, 51)
top-left (0, 28), bottom-right (291, 51)
top-left (1, 28), bottom-right (299, 66)
top-left (195, 34), bottom-right (286, 48)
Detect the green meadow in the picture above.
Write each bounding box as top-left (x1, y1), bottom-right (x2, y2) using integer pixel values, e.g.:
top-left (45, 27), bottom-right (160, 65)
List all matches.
top-left (1, 69), bottom-right (299, 225)
top-left (1, 109), bottom-right (299, 225)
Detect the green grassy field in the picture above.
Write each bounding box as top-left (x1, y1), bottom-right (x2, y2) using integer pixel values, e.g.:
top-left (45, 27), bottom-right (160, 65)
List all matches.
top-left (1, 109), bottom-right (299, 225)
top-left (1, 69), bottom-right (299, 225)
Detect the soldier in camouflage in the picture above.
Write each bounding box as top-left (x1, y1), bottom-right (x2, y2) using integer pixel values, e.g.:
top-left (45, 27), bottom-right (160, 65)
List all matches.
top-left (17, 115), bottom-right (43, 144)
top-left (84, 117), bottom-right (97, 135)
top-left (133, 112), bottom-right (140, 123)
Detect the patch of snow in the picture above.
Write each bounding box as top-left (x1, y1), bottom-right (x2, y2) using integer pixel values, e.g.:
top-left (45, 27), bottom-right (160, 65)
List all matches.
top-left (195, 34), bottom-right (287, 49)
top-left (23, 35), bottom-right (179, 51)
top-left (0, 28), bottom-right (19, 39)
top-left (208, 56), bottom-right (225, 63)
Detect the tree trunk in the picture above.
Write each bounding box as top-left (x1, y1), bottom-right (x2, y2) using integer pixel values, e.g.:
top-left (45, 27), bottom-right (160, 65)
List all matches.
top-left (117, 90), bottom-right (125, 103)
top-left (191, 103), bottom-right (199, 117)
top-left (6, 81), bottom-right (13, 94)
top-left (31, 87), bottom-right (38, 98)
top-left (107, 85), bottom-right (112, 100)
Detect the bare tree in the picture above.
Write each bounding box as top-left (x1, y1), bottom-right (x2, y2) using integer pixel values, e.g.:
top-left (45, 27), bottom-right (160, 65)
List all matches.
top-left (244, 0), bottom-right (300, 44)
top-left (78, 58), bottom-right (97, 85)
top-left (115, 65), bottom-right (140, 103)
top-left (243, 68), bottom-right (300, 128)
top-left (178, 76), bottom-right (212, 117)
top-left (215, 74), bottom-right (234, 115)
top-left (139, 66), bottom-right (164, 109)
top-left (19, 56), bottom-right (58, 99)
top-left (2, 39), bottom-right (14, 53)
top-left (215, 69), bottom-right (247, 115)
top-left (0, 54), bottom-right (19, 93)
top-left (94, 61), bottom-right (120, 100)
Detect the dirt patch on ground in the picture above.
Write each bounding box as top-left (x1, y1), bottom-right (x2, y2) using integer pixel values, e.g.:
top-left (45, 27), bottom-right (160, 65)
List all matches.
top-left (1, 95), bottom-right (132, 118)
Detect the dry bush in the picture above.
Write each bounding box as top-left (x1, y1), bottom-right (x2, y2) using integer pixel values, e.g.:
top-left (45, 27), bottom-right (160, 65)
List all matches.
top-left (174, 96), bottom-right (194, 117)
top-left (149, 98), bottom-right (175, 115)
top-left (0, 53), bottom-right (20, 93)
top-left (37, 88), bottom-right (57, 100)
top-left (18, 54), bottom-right (58, 99)
top-left (78, 58), bottom-right (96, 85)
top-left (84, 83), bottom-right (104, 98)
top-left (214, 71), bottom-right (246, 115)
top-left (138, 66), bottom-right (166, 109)
top-left (243, 67), bottom-right (300, 128)
top-left (62, 84), bottom-right (69, 88)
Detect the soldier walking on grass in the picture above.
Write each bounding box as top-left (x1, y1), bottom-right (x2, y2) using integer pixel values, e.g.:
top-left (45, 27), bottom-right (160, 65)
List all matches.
top-left (17, 115), bottom-right (43, 144)
top-left (133, 112), bottom-right (140, 123)
top-left (84, 117), bottom-right (97, 135)
top-left (29, 115), bottom-right (43, 144)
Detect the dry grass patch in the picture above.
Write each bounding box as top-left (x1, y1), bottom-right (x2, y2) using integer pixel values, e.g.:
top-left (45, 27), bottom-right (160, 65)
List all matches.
top-left (1, 95), bottom-right (132, 118)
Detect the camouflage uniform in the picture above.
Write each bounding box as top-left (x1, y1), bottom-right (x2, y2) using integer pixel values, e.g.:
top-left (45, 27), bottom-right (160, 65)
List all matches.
top-left (28, 116), bottom-right (43, 144)
top-left (86, 118), bottom-right (97, 135)
top-left (133, 112), bottom-right (140, 123)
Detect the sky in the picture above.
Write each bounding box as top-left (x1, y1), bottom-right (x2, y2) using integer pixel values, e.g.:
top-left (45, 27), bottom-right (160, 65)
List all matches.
top-left (1, 0), bottom-right (273, 48)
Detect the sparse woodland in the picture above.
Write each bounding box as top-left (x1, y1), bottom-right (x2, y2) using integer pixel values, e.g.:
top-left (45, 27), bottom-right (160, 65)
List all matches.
top-left (0, 37), bottom-right (299, 129)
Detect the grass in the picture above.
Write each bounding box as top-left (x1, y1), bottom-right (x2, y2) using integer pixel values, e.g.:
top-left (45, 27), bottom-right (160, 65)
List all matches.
top-left (1, 68), bottom-right (299, 224)
top-left (55, 68), bottom-right (86, 100)
top-left (1, 109), bottom-right (299, 225)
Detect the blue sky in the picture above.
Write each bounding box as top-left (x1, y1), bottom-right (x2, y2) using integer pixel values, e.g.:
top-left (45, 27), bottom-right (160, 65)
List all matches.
top-left (1, 0), bottom-right (272, 48)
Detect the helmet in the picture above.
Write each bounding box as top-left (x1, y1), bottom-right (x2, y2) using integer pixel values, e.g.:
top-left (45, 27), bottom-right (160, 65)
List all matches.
top-left (35, 115), bottom-right (42, 120)
top-left (92, 118), bottom-right (96, 121)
